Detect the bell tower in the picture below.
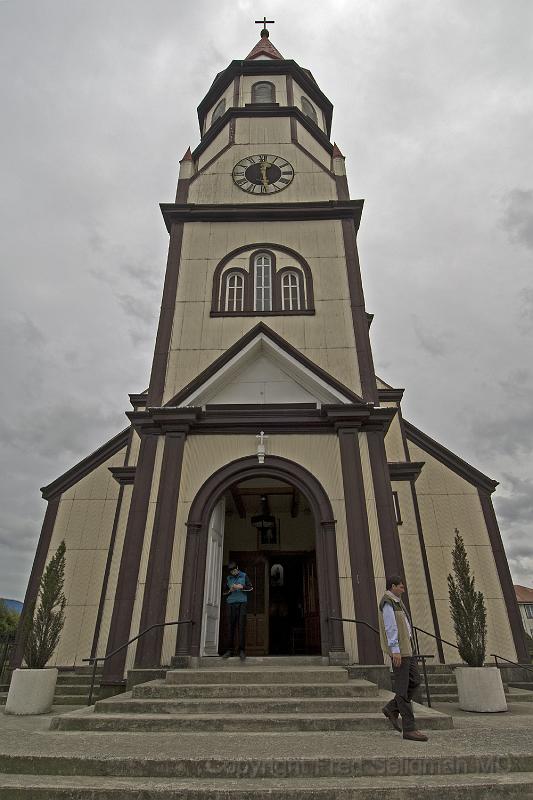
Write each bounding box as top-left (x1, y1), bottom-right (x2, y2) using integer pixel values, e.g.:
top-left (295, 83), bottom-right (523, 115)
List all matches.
top-left (146, 20), bottom-right (378, 410)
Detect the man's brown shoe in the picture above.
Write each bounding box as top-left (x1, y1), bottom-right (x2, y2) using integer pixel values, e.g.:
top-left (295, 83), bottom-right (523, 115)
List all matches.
top-left (382, 706), bottom-right (401, 732)
top-left (403, 730), bottom-right (428, 742)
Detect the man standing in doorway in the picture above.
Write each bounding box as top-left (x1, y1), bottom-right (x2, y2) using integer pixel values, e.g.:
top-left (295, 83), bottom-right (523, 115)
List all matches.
top-left (222, 561), bottom-right (252, 662)
top-left (379, 575), bottom-right (428, 742)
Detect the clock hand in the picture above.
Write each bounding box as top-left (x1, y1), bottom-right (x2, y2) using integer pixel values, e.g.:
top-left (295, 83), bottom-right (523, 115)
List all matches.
top-left (260, 162), bottom-right (272, 187)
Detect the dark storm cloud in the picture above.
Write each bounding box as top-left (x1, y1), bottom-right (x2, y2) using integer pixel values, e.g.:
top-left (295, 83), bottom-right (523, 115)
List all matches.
top-left (495, 475), bottom-right (533, 527)
top-left (501, 189), bottom-right (533, 250)
top-left (411, 315), bottom-right (450, 357)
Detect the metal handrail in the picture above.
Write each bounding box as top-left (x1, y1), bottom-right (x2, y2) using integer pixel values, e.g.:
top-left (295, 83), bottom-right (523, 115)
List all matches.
top-left (492, 653), bottom-right (533, 679)
top-left (83, 619), bottom-right (193, 705)
top-left (328, 616), bottom-right (434, 706)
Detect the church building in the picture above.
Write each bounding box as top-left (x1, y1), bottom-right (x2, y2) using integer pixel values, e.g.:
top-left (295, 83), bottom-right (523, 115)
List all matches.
top-left (13, 23), bottom-right (528, 688)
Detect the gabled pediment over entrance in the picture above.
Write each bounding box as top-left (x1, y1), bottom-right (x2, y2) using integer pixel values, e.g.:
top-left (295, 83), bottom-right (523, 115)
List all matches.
top-left (171, 323), bottom-right (362, 408)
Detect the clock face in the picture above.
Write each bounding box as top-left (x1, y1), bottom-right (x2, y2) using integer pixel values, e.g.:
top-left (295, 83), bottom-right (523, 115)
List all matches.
top-left (232, 154), bottom-right (294, 194)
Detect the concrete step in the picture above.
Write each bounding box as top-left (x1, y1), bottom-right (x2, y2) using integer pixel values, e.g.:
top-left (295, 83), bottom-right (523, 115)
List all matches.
top-left (50, 707), bottom-right (452, 733)
top-left (424, 674), bottom-right (456, 685)
top-left (198, 655), bottom-right (328, 667)
top-left (509, 681), bottom-right (533, 691)
top-left (133, 679), bottom-right (378, 699)
top-left (0, 692), bottom-right (6, 705)
top-left (1, 772), bottom-right (532, 798)
top-left (423, 687), bottom-right (533, 703)
top-left (54, 684), bottom-right (91, 695)
top-left (1, 749), bottom-right (530, 780)
top-left (94, 696), bottom-right (390, 715)
top-left (56, 675), bottom-right (99, 686)
top-left (165, 667), bottom-right (349, 685)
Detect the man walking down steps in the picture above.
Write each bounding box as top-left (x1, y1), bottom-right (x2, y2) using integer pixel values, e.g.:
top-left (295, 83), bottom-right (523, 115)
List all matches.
top-left (379, 574), bottom-right (428, 742)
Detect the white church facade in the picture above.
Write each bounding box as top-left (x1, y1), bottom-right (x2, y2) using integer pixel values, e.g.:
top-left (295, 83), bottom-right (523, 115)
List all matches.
top-left (13, 26), bottom-right (528, 688)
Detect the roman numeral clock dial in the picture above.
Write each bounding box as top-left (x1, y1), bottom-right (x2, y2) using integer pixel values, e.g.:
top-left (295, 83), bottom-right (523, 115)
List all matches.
top-left (232, 154), bottom-right (294, 194)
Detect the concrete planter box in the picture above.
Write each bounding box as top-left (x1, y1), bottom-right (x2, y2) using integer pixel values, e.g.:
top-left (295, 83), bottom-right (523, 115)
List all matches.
top-left (5, 668), bottom-right (58, 715)
top-left (455, 666), bottom-right (507, 712)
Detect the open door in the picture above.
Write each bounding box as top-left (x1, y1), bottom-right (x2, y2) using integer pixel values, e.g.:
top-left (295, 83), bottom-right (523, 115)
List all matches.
top-left (303, 553), bottom-right (321, 653)
top-left (200, 497), bottom-right (225, 655)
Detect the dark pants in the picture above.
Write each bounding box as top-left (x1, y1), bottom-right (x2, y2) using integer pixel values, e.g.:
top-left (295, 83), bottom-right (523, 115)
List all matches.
top-left (384, 656), bottom-right (421, 732)
top-left (228, 602), bottom-right (247, 653)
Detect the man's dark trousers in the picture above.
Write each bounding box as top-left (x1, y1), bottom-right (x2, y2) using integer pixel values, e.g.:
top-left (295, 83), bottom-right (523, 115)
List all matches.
top-left (228, 602), bottom-right (247, 653)
top-left (383, 656), bottom-right (420, 732)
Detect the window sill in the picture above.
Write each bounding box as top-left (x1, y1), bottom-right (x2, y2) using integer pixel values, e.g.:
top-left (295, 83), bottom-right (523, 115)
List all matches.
top-left (210, 309), bottom-right (315, 318)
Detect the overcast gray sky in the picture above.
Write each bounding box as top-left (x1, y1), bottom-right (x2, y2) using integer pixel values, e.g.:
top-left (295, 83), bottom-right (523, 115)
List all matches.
top-left (1, 0), bottom-right (532, 602)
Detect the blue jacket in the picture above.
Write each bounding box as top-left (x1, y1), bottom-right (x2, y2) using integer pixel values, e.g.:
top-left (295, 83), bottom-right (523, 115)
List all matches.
top-left (226, 571), bottom-right (249, 604)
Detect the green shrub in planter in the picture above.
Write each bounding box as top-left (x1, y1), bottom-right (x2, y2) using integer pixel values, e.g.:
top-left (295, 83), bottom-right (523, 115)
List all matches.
top-left (23, 541), bottom-right (66, 668)
top-left (447, 529), bottom-right (487, 667)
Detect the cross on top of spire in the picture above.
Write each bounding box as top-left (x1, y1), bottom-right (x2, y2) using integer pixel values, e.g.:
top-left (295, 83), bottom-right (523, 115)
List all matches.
top-left (255, 16), bottom-right (275, 37)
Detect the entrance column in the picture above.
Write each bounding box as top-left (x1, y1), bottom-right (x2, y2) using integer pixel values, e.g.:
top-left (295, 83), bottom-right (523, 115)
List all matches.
top-left (135, 430), bottom-right (187, 667)
top-left (337, 426), bottom-right (383, 664)
top-left (319, 520), bottom-right (346, 653)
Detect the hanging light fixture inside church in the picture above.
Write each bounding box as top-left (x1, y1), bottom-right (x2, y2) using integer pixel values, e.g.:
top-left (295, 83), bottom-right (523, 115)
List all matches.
top-left (251, 494), bottom-right (277, 542)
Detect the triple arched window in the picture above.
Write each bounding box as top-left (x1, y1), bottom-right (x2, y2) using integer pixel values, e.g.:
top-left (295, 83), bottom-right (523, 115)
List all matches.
top-left (251, 81), bottom-right (276, 104)
top-left (212, 248), bottom-right (314, 317)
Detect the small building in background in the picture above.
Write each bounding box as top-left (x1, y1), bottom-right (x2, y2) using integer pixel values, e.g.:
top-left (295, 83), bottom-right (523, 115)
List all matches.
top-left (515, 586), bottom-right (533, 639)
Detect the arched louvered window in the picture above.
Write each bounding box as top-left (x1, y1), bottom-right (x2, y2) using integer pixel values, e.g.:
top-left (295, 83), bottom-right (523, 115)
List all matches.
top-left (301, 96), bottom-right (318, 125)
top-left (281, 271), bottom-right (301, 311)
top-left (224, 271), bottom-right (244, 312)
top-left (254, 253), bottom-right (272, 311)
top-left (211, 98), bottom-right (226, 125)
top-left (252, 81), bottom-right (275, 104)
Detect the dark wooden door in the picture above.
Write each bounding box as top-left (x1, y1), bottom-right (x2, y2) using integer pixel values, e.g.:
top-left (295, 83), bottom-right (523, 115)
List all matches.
top-left (229, 552), bottom-right (269, 655)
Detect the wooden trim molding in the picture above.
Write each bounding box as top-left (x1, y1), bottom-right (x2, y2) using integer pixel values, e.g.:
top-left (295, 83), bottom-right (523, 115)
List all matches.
top-left (109, 466), bottom-right (136, 486)
top-left (388, 462), bottom-right (424, 481)
top-left (41, 428), bottom-right (129, 500)
top-left (211, 244), bottom-right (315, 316)
top-left (196, 60), bottom-right (333, 137)
top-left (10, 497), bottom-right (60, 669)
top-left (192, 106), bottom-right (333, 164)
top-left (175, 455), bottom-right (344, 658)
top-left (340, 218), bottom-right (378, 404)
top-left (478, 489), bottom-right (530, 663)
top-left (101, 434), bottom-right (159, 684)
top-left (90, 485), bottom-right (125, 660)
top-left (366, 431), bottom-right (407, 603)
top-left (146, 222), bottom-right (185, 407)
top-left (160, 200), bottom-right (364, 232)
top-left (164, 321), bottom-right (364, 408)
top-left (409, 481), bottom-right (445, 663)
top-left (404, 420), bottom-right (498, 493)
top-left (135, 432), bottom-right (187, 667)
top-left (337, 428), bottom-right (383, 664)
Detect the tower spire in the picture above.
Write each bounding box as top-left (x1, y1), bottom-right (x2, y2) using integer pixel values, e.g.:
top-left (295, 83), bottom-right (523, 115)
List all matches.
top-left (246, 17), bottom-right (283, 60)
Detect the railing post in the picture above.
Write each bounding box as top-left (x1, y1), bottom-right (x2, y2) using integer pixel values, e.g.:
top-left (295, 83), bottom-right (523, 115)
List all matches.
top-left (420, 654), bottom-right (431, 708)
top-left (87, 658), bottom-right (99, 706)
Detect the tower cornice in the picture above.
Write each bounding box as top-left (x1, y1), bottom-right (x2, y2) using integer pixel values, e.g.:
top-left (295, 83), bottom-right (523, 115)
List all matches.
top-left (160, 200), bottom-right (364, 232)
top-left (192, 106), bottom-right (334, 163)
top-left (197, 59), bottom-right (333, 137)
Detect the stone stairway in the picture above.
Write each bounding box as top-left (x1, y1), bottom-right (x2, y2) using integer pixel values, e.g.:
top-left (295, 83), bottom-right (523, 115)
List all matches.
top-left (2, 658), bottom-right (533, 797)
top-left (421, 664), bottom-right (533, 704)
top-left (0, 667), bottom-right (100, 707)
top-left (50, 660), bottom-right (451, 734)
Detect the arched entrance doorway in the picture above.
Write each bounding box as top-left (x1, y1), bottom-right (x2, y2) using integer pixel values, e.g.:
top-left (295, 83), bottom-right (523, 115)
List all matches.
top-left (175, 456), bottom-right (344, 658)
top-left (206, 476), bottom-right (321, 657)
